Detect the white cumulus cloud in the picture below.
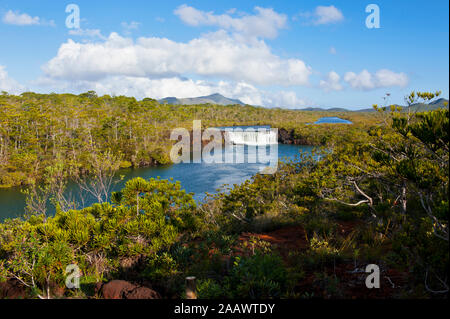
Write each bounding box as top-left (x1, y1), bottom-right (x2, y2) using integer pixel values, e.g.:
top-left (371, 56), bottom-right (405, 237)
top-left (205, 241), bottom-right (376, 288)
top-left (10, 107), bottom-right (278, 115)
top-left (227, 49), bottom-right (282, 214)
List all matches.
top-left (174, 5), bottom-right (287, 39)
top-left (320, 71), bottom-right (343, 91)
top-left (374, 69), bottom-right (409, 88)
top-left (296, 6), bottom-right (344, 26)
top-left (344, 69), bottom-right (408, 90)
top-left (42, 32), bottom-right (312, 87)
top-left (314, 6), bottom-right (344, 25)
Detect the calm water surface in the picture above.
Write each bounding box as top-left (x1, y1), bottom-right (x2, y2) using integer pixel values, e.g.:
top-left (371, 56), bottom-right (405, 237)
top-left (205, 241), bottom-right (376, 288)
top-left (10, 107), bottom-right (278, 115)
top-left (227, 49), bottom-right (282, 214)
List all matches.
top-left (0, 144), bottom-right (313, 221)
top-left (314, 117), bottom-right (352, 124)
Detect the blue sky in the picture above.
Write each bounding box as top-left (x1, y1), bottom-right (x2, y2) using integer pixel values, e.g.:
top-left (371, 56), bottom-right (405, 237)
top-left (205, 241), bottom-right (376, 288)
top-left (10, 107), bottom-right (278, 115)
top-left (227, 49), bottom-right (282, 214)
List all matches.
top-left (0, 0), bottom-right (448, 109)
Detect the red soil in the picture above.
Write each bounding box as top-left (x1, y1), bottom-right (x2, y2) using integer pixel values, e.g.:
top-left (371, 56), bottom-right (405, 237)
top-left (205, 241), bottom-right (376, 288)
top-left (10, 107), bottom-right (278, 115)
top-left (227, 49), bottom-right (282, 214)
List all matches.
top-left (239, 225), bottom-right (309, 251)
top-left (235, 221), bottom-right (409, 299)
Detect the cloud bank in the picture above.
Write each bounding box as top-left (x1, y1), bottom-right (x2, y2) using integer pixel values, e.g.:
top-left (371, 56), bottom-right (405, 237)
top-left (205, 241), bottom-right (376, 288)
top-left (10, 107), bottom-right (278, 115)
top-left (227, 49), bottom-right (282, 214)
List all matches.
top-left (43, 32), bottom-right (312, 87)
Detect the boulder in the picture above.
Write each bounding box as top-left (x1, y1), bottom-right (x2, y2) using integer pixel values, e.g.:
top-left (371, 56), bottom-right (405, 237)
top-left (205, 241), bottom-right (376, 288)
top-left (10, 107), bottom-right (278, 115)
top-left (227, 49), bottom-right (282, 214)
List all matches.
top-left (100, 280), bottom-right (161, 299)
top-left (124, 286), bottom-right (161, 299)
top-left (101, 280), bottom-right (136, 299)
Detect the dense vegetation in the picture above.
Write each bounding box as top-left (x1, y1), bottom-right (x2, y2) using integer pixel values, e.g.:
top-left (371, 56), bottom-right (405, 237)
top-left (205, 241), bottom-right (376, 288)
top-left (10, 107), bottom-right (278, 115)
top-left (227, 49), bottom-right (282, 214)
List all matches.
top-left (0, 91), bottom-right (378, 188)
top-left (0, 91), bottom-right (448, 299)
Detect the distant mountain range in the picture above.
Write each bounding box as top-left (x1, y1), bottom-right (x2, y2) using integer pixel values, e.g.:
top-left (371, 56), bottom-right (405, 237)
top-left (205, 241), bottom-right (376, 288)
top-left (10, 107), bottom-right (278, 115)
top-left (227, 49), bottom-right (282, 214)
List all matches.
top-left (390, 98), bottom-right (449, 113)
top-left (159, 93), bottom-right (245, 106)
top-left (157, 93), bottom-right (448, 112)
top-left (298, 98), bottom-right (449, 112)
top-left (300, 107), bottom-right (351, 112)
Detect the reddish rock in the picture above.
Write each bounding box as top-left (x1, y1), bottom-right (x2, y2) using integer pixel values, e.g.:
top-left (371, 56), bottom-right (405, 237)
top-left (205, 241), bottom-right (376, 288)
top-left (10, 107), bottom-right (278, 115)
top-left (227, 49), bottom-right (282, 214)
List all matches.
top-left (124, 286), bottom-right (161, 299)
top-left (101, 280), bottom-right (136, 299)
top-left (100, 280), bottom-right (160, 299)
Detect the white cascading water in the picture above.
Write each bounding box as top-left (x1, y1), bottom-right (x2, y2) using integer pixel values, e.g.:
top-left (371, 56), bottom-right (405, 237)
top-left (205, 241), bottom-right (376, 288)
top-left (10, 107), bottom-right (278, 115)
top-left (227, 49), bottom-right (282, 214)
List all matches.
top-left (225, 130), bottom-right (278, 145)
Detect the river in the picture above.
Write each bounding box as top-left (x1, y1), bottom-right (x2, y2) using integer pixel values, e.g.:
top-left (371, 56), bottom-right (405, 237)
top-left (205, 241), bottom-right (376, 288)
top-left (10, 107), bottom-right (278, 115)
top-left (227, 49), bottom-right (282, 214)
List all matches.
top-left (0, 143), bottom-right (313, 221)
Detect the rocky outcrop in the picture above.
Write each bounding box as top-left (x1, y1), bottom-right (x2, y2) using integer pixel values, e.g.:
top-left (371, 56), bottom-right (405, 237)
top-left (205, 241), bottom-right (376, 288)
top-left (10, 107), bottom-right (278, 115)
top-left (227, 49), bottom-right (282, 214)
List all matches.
top-left (97, 280), bottom-right (161, 299)
top-left (278, 128), bottom-right (308, 145)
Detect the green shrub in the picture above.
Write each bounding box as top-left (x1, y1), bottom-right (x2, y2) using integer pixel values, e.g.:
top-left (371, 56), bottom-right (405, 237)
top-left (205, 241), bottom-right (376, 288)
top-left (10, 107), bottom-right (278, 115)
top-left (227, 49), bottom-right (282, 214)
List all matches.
top-left (226, 252), bottom-right (287, 299)
top-left (196, 279), bottom-right (224, 299)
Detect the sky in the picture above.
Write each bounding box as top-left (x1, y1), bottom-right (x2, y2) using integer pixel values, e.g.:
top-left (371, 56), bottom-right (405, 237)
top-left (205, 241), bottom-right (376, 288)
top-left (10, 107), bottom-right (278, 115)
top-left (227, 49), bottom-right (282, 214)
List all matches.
top-left (0, 0), bottom-right (448, 109)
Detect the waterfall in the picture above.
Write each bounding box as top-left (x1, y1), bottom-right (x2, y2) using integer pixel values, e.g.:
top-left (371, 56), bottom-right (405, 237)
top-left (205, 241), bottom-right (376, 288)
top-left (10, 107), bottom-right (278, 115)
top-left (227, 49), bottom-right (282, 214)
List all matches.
top-left (225, 129), bottom-right (278, 145)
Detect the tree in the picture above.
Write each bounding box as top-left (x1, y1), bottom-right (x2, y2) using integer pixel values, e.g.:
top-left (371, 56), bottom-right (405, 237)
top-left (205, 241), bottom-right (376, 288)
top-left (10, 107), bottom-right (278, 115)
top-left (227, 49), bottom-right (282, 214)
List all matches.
top-left (75, 149), bottom-right (123, 204)
top-left (319, 92), bottom-right (448, 294)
